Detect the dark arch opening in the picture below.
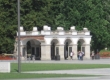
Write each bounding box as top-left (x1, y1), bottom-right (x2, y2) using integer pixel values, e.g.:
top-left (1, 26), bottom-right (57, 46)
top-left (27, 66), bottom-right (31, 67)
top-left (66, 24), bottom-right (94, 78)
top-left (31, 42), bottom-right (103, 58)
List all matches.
top-left (51, 39), bottom-right (59, 60)
top-left (77, 39), bottom-right (85, 52)
top-left (64, 39), bottom-right (72, 60)
top-left (51, 42), bottom-right (55, 60)
top-left (26, 40), bottom-right (41, 60)
top-left (64, 42), bottom-right (69, 60)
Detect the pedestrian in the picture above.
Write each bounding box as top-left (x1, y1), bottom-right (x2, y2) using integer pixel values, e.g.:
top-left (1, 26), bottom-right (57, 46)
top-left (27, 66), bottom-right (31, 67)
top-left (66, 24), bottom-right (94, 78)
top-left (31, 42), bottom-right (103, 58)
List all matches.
top-left (79, 51), bottom-right (83, 60)
top-left (81, 51), bottom-right (85, 60)
top-left (77, 51), bottom-right (80, 60)
top-left (70, 51), bottom-right (74, 60)
top-left (91, 51), bottom-right (95, 60)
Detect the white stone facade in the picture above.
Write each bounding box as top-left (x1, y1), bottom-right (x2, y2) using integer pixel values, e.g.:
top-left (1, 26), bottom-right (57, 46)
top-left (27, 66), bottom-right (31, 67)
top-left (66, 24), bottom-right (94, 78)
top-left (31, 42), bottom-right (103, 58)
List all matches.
top-left (15, 25), bottom-right (92, 60)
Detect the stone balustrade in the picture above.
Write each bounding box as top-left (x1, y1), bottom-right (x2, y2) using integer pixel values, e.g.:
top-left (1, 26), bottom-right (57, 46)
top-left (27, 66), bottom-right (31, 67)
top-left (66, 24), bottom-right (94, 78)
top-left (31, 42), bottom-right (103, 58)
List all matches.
top-left (17, 25), bottom-right (90, 36)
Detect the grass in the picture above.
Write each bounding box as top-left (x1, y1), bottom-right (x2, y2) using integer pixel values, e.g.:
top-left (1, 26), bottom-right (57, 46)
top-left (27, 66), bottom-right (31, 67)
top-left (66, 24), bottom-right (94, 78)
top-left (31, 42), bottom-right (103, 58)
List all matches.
top-left (0, 73), bottom-right (96, 79)
top-left (0, 63), bottom-right (109, 79)
top-left (11, 63), bottom-right (110, 72)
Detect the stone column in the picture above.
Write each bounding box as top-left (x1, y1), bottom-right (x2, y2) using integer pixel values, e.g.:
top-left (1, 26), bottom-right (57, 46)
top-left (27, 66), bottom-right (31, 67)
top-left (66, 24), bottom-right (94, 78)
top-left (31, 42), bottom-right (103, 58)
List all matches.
top-left (21, 45), bottom-right (27, 60)
top-left (41, 44), bottom-right (45, 60)
top-left (58, 45), bottom-right (64, 60)
top-left (41, 44), bottom-right (51, 60)
top-left (72, 44), bottom-right (78, 59)
top-left (13, 41), bottom-right (17, 56)
top-left (34, 46), bottom-right (36, 60)
top-left (68, 45), bottom-right (72, 60)
top-left (84, 44), bottom-right (91, 59)
top-left (20, 45), bottom-right (23, 56)
top-left (25, 45), bottom-right (27, 60)
top-left (16, 42), bottom-right (18, 57)
top-left (19, 45), bottom-right (23, 60)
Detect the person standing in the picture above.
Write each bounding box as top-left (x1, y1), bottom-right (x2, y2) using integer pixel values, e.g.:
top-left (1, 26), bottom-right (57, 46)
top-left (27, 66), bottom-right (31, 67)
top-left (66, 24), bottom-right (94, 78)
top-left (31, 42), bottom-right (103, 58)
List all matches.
top-left (70, 51), bottom-right (74, 60)
top-left (79, 51), bottom-right (82, 60)
top-left (77, 51), bottom-right (80, 60)
top-left (81, 51), bottom-right (85, 60)
top-left (91, 51), bottom-right (95, 60)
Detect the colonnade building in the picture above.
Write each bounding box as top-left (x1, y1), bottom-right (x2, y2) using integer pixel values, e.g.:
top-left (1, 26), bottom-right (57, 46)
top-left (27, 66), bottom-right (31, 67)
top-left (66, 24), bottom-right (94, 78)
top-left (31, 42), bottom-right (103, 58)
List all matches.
top-left (14, 25), bottom-right (92, 60)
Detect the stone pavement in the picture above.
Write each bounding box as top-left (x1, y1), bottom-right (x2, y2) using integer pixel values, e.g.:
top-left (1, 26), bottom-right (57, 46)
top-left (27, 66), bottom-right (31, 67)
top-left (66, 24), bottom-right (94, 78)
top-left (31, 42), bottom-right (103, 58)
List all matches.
top-left (2, 58), bottom-right (110, 64)
top-left (9, 76), bottom-right (110, 80)
top-left (24, 68), bottom-right (110, 76)
top-left (21, 68), bottom-right (110, 80)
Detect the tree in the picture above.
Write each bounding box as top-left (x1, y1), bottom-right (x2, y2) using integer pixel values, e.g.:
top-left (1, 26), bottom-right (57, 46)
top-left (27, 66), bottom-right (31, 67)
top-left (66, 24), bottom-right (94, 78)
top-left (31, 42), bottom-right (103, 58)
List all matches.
top-left (0, 0), bottom-right (110, 54)
top-left (0, 0), bottom-right (17, 53)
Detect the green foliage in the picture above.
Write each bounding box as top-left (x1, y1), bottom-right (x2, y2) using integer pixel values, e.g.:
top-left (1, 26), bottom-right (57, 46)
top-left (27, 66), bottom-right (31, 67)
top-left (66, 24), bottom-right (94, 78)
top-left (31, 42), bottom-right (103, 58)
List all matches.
top-left (100, 49), bottom-right (110, 52)
top-left (0, 0), bottom-right (110, 53)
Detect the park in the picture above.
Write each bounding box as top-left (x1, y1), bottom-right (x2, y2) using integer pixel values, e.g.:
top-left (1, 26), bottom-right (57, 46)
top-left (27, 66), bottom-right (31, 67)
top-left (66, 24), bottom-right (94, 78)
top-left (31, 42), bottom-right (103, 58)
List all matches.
top-left (0, 0), bottom-right (110, 80)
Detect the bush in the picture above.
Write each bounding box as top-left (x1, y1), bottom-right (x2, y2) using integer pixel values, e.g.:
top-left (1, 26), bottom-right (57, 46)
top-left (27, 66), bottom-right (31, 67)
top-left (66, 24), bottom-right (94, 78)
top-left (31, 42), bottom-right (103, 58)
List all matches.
top-left (99, 50), bottom-right (110, 57)
top-left (0, 54), bottom-right (16, 60)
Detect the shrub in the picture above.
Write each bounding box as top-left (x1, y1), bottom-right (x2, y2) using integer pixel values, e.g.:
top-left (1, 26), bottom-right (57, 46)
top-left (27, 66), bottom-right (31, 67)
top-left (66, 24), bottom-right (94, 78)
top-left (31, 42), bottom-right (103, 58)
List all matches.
top-left (0, 54), bottom-right (16, 60)
top-left (99, 50), bottom-right (110, 57)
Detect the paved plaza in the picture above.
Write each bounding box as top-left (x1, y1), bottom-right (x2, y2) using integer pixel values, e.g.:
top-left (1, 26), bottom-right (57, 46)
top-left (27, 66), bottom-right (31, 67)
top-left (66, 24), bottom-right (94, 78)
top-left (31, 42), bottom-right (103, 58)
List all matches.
top-left (3, 59), bottom-right (110, 80)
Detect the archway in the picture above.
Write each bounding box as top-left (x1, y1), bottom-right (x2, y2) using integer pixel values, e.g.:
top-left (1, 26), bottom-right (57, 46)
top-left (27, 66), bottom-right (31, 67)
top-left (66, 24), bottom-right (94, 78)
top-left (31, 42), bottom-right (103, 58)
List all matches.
top-left (64, 39), bottom-right (72, 60)
top-left (26, 39), bottom-right (41, 60)
top-left (77, 39), bottom-right (85, 52)
top-left (51, 39), bottom-right (59, 60)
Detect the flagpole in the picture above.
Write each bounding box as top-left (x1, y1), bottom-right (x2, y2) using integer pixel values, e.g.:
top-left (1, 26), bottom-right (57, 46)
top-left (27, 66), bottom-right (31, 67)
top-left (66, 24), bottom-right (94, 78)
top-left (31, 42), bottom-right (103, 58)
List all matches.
top-left (17, 0), bottom-right (21, 73)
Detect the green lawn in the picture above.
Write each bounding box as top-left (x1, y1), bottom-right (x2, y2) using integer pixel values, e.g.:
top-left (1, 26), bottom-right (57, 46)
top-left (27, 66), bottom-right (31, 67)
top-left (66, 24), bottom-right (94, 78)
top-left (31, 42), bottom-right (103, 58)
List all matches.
top-left (0, 63), bottom-right (109, 79)
top-left (0, 73), bottom-right (96, 79)
top-left (11, 63), bottom-right (110, 72)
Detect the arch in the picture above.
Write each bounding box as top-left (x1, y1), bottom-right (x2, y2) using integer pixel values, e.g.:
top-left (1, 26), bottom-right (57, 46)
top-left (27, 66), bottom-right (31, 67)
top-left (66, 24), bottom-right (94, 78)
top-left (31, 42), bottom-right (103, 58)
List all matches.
top-left (51, 39), bottom-right (59, 60)
top-left (77, 39), bottom-right (85, 52)
top-left (21, 38), bottom-right (41, 60)
top-left (51, 39), bottom-right (59, 45)
top-left (64, 39), bottom-right (73, 60)
top-left (21, 38), bottom-right (41, 45)
top-left (64, 39), bottom-right (73, 45)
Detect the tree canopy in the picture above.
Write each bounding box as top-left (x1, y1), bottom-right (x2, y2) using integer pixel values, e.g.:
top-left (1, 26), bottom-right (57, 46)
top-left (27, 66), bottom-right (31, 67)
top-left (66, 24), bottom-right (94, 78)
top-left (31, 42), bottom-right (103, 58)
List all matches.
top-left (0, 0), bottom-right (110, 53)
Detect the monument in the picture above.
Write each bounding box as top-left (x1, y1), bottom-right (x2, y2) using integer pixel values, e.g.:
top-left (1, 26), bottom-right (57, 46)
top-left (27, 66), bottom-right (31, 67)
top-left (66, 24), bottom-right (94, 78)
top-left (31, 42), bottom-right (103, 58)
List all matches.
top-left (14, 25), bottom-right (92, 60)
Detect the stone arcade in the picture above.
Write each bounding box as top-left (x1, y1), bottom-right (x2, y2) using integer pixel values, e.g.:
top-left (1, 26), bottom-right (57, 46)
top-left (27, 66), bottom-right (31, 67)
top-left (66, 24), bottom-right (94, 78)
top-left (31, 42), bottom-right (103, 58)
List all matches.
top-left (14, 25), bottom-right (92, 60)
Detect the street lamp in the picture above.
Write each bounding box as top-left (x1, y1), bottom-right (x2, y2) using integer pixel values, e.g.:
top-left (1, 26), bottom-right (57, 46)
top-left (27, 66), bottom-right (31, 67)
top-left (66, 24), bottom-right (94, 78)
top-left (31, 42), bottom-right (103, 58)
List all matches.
top-left (17, 0), bottom-right (21, 73)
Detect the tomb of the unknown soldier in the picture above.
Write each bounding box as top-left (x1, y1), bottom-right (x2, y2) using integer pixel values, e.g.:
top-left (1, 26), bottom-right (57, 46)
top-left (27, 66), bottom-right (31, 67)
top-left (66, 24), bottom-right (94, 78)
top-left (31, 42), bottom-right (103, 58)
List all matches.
top-left (15, 25), bottom-right (92, 60)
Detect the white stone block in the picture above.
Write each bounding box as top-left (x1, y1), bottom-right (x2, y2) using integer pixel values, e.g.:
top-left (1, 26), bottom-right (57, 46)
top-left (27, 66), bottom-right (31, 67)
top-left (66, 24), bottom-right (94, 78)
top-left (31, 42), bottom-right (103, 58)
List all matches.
top-left (85, 32), bottom-right (90, 35)
top-left (17, 32), bottom-right (26, 36)
top-left (83, 28), bottom-right (88, 31)
top-left (45, 31), bottom-right (51, 35)
top-left (0, 62), bottom-right (10, 73)
top-left (48, 27), bottom-right (51, 30)
top-left (33, 27), bottom-right (37, 31)
top-left (71, 26), bottom-right (75, 30)
top-left (20, 32), bottom-right (26, 35)
top-left (57, 27), bottom-right (60, 30)
top-left (32, 32), bottom-right (39, 35)
top-left (20, 26), bottom-right (24, 31)
top-left (43, 25), bottom-right (48, 30)
top-left (41, 31), bottom-right (44, 35)
top-left (58, 32), bottom-right (65, 35)
top-left (72, 32), bottom-right (77, 35)
top-left (61, 27), bottom-right (64, 30)
top-left (57, 27), bottom-right (64, 30)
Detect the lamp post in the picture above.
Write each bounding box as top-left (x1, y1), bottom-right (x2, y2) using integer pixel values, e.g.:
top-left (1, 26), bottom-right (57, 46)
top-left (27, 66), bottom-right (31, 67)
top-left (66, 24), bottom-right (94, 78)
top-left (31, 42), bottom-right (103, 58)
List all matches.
top-left (17, 0), bottom-right (21, 73)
